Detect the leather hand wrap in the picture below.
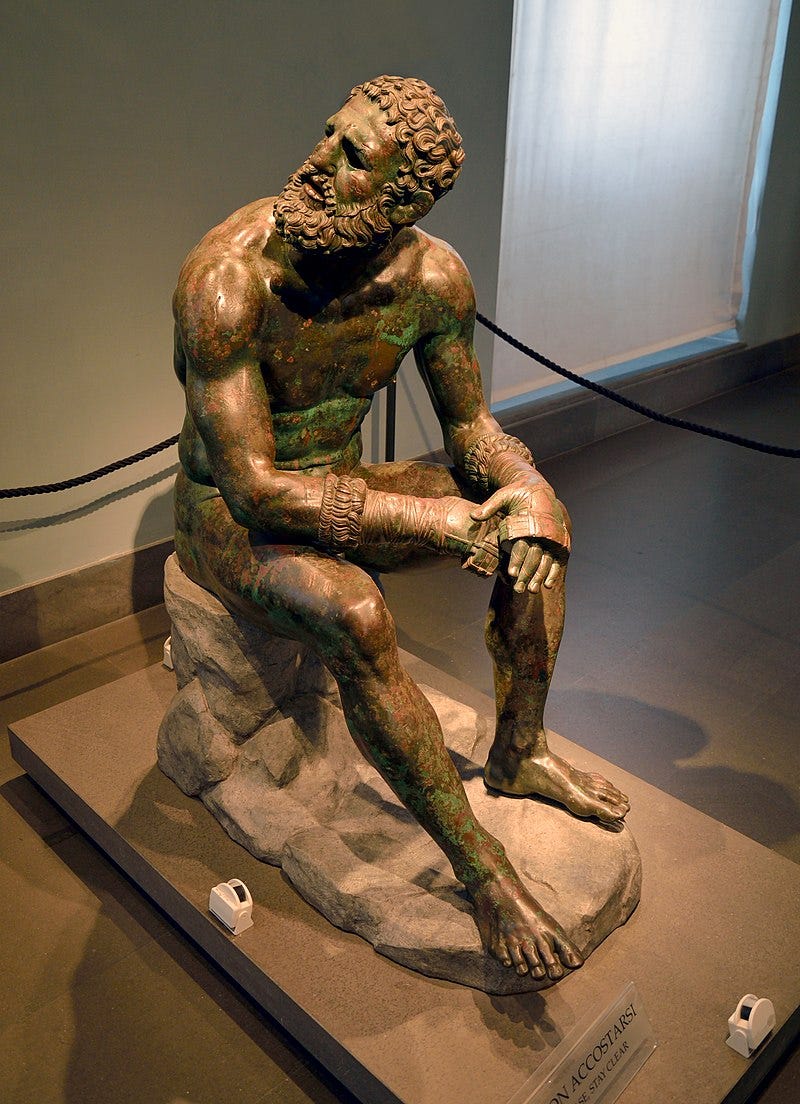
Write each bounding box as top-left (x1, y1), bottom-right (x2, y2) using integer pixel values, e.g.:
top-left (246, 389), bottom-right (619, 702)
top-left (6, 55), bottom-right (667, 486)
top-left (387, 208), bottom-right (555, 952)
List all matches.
top-left (361, 492), bottom-right (474, 557)
top-left (317, 473), bottom-right (368, 551)
top-left (497, 511), bottom-right (571, 556)
top-left (317, 478), bottom-right (504, 574)
top-left (462, 433), bottom-right (534, 494)
top-left (462, 519), bottom-right (501, 577)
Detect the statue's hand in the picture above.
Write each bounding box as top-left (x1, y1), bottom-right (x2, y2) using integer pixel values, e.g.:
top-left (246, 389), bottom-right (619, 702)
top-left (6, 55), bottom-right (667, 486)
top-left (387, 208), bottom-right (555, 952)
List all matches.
top-left (503, 536), bottom-right (564, 593)
top-left (461, 517), bottom-right (501, 577)
top-left (470, 478), bottom-right (570, 593)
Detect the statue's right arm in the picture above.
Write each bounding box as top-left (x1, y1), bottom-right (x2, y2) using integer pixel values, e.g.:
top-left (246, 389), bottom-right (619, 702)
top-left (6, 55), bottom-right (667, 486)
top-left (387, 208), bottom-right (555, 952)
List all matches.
top-left (177, 260), bottom-right (327, 542)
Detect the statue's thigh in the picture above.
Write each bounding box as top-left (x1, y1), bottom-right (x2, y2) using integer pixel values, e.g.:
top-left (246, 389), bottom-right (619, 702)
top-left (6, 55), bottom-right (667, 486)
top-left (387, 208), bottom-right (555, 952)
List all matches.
top-left (356, 459), bottom-right (475, 501)
top-left (189, 498), bottom-right (392, 663)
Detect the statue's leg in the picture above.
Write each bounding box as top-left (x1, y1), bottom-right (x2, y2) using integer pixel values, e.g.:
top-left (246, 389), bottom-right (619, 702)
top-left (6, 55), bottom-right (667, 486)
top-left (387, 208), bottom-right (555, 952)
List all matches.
top-left (340, 464), bottom-right (628, 824)
top-left (483, 563), bottom-right (630, 824)
top-left (175, 475), bottom-right (583, 979)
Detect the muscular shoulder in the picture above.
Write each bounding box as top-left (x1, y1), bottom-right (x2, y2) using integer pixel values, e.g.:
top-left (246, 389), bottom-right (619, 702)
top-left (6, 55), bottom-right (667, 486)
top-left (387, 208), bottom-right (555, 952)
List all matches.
top-left (174, 199), bottom-right (274, 372)
top-left (411, 228), bottom-right (476, 327)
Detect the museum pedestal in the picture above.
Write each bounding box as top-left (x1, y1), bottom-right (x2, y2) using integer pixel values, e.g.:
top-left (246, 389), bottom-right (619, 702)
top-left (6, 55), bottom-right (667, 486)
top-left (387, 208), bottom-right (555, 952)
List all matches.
top-left (157, 554), bottom-right (640, 993)
top-left (8, 651), bottom-right (800, 1104)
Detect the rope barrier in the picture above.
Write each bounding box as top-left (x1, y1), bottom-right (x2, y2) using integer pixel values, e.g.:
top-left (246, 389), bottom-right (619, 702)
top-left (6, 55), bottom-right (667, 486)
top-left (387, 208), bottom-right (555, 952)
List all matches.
top-left (477, 312), bottom-right (800, 459)
top-left (0, 435), bottom-right (179, 498)
top-left (1, 314), bottom-right (796, 499)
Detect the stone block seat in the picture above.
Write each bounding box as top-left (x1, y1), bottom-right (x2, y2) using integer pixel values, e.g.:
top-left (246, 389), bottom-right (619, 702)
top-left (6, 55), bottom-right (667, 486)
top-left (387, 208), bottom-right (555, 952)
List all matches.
top-left (158, 553), bottom-right (641, 994)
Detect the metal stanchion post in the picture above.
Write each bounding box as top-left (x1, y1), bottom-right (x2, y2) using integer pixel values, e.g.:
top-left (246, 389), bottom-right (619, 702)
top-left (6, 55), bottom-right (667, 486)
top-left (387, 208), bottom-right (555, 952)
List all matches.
top-left (385, 378), bottom-right (397, 463)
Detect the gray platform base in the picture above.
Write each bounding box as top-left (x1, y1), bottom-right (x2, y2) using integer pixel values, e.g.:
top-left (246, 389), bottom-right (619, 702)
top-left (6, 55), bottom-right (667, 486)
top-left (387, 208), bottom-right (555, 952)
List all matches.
top-left (9, 657), bottom-right (800, 1104)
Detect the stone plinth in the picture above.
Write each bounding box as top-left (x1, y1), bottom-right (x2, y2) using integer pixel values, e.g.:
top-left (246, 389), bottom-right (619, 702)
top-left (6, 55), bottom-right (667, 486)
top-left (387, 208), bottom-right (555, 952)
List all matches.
top-left (158, 554), bottom-right (641, 994)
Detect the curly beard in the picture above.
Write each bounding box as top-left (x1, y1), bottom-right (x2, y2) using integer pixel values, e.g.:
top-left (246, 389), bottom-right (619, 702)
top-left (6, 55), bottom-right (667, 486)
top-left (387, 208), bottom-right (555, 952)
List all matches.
top-left (274, 161), bottom-right (395, 253)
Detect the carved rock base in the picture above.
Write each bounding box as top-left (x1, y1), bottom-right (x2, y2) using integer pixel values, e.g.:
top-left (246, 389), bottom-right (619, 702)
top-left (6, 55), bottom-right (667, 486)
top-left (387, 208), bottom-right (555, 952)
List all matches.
top-left (158, 554), bottom-right (641, 994)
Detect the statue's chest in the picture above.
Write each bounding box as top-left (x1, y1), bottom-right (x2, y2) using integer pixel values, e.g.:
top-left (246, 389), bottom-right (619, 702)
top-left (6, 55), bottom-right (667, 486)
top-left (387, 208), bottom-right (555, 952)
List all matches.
top-left (261, 297), bottom-right (418, 405)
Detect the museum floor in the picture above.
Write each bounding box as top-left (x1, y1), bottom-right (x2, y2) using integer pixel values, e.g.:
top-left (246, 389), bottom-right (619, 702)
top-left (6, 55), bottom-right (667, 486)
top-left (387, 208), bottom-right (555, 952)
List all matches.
top-left (1, 365), bottom-right (798, 1104)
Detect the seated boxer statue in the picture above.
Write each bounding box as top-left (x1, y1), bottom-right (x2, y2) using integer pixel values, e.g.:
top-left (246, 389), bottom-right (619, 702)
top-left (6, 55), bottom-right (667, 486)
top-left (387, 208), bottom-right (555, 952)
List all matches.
top-left (172, 75), bottom-right (629, 982)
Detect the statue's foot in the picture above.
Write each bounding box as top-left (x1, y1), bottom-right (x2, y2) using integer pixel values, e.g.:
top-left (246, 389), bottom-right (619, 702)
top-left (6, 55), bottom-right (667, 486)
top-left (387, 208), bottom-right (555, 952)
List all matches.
top-left (471, 874), bottom-right (584, 979)
top-left (485, 744), bottom-right (630, 825)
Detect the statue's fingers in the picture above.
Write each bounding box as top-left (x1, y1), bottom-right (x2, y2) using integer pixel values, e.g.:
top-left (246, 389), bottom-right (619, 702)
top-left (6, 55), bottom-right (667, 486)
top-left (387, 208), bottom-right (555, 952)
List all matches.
top-left (507, 540), bottom-right (529, 578)
top-left (526, 552), bottom-right (553, 593)
top-left (513, 545), bottom-right (543, 591)
top-left (543, 559), bottom-right (563, 588)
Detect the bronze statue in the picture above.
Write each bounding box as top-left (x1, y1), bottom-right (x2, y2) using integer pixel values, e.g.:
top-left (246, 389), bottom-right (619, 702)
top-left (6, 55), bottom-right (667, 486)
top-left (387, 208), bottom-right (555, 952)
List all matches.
top-left (171, 76), bottom-right (629, 982)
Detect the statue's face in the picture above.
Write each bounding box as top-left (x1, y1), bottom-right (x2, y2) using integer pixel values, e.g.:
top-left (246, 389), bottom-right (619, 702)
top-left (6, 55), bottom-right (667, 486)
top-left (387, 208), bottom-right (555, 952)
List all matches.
top-left (275, 93), bottom-right (406, 253)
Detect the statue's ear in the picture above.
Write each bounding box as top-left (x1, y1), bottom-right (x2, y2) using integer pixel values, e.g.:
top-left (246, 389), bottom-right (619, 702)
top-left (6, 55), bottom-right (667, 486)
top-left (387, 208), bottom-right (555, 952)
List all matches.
top-left (388, 190), bottom-right (434, 227)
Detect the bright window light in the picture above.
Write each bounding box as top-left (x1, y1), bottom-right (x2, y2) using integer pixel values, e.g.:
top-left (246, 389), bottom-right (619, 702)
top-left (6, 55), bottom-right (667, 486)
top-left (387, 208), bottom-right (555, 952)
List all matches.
top-left (493, 0), bottom-right (787, 405)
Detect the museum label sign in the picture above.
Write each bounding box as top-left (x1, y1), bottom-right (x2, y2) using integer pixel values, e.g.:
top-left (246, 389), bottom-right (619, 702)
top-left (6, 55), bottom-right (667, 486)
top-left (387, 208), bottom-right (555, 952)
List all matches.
top-left (508, 982), bottom-right (656, 1104)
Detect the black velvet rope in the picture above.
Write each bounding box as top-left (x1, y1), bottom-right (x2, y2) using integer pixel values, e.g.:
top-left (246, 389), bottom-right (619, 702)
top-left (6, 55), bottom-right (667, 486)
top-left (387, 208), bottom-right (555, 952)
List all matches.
top-left (0, 435), bottom-right (180, 498)
top-left (477, 312), bottom-right (800, 459)
top-left (1, 315), bottom-right (797, 499)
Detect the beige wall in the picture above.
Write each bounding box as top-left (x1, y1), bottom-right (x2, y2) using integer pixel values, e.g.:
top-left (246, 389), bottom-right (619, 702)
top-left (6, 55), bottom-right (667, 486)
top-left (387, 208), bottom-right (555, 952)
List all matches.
top-left (0, 0), bottom-right (514, 591)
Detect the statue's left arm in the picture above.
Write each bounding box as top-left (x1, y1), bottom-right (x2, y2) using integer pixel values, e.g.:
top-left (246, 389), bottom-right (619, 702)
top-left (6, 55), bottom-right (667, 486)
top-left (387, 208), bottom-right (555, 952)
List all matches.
top-left (414, 244), bottom-right (571, 591)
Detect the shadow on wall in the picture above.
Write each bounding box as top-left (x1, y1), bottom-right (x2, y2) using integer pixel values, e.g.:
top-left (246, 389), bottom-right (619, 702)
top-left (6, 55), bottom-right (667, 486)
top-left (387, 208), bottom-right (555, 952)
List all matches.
top-left (132, 479), bottom-right (177, 612)
top-left (0, 566), bottom-right (24, 592)
top-left (0, 466), bottom-right (179, 537)
top-left (0, 466), bottom-right (178, 662)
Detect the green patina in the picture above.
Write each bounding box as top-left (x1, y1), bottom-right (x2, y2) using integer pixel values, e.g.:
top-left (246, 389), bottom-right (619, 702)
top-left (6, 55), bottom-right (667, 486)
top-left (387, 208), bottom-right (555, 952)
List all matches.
top-left (378, 320), bottom-right (417, 350)
top-left (167, 77), bottom-right (624, 984)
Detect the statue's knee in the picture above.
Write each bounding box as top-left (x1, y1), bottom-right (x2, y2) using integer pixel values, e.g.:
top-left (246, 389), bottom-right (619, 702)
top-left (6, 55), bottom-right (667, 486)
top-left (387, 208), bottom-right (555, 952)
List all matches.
top-left (328, 590), bottom-right (396, 673)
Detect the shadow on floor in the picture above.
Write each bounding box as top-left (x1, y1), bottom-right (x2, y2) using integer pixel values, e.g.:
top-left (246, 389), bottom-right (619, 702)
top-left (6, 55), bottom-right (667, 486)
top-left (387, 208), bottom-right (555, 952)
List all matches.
top-left (1, 773), bottom-right (358, 1104)
top-left (550, 688), bottom-right (800, 850)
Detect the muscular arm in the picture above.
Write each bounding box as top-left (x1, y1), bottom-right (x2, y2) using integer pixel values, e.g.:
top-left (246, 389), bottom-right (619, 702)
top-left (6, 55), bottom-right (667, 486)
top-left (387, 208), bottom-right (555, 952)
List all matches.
top-left (186, 355), bottom-right (327, 537)
top-left (412, 244), bottom-right (532, 482)
top-left (177, 255), bottom-right (327, 540)
top-left (414, 243), bottom-right (571, 588)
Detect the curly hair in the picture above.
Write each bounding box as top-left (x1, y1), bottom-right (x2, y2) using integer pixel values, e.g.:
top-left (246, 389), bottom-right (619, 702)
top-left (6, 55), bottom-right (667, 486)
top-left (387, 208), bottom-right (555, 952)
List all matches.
top-left (348, 76), bottom-right (465, 206)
